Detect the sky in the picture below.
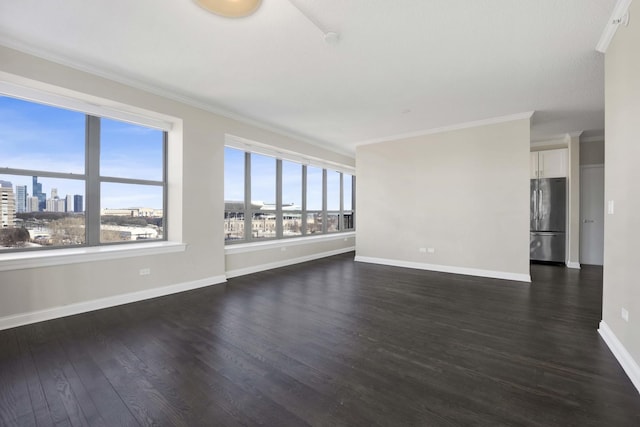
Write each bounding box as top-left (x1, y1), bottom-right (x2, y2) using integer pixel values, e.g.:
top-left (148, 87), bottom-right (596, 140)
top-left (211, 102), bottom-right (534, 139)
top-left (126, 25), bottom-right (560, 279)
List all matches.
top-left (0, 95), bottom-right (164, 209)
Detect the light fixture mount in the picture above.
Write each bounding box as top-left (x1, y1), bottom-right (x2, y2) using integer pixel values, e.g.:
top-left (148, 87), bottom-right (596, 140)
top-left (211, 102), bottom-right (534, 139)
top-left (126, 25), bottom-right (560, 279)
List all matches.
top-left (193, 0), bottom-right (262, 18)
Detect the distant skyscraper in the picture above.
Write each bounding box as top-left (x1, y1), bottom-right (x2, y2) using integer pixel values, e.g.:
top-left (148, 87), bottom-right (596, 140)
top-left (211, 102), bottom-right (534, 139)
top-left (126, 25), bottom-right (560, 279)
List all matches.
top-left (46, 198), bottom-right (66, 212)
top-left (66, 195), bottom-right (73, 213)
top-left (32, 176), bottom-right (45, 211)
top-left (74, 195), bottom-right (84, 213)
top-left (16, 185), bottom-right (27, 213)
top-left (27, 196), bottom-right (39, 212)
top-left (51, 188), bottom-right (58, 199)
top-left (0, 182), bottom-right (16, 228)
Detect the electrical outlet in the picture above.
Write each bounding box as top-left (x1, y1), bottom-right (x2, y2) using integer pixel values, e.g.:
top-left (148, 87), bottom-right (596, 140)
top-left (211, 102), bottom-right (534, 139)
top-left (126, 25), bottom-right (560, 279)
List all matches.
top-left (608, 200), bottom-right (615, 215)
top-left (139, 268), bottom-right (151, 276)
top-left (427, 248), bottom-right (435, 254)
top-left (622, 308), bottom-right (629, 322)
top-left (419, 247), bottom-right (427, 253)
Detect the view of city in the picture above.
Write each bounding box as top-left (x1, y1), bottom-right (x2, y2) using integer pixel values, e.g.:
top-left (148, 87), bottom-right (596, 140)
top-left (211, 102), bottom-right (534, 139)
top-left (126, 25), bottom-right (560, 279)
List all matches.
top-left (0, 95), bottom-right (165, 250)
top-left (0, 176), bottom-right (164, 250)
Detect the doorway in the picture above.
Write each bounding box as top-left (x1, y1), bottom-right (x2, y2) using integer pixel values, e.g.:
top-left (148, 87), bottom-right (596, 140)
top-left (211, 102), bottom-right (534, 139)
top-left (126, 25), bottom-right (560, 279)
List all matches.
top-left (580, 164), bottom-right (604, 265)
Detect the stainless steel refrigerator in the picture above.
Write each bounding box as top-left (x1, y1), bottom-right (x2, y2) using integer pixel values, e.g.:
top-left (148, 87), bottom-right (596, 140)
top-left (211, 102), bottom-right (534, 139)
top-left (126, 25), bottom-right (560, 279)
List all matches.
top-left (530, 177), bottom-right (566, 262)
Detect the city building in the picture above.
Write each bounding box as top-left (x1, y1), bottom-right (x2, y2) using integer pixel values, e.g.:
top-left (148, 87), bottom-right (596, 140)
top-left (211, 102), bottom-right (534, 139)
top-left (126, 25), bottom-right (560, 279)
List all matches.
top-left (65, 194), bottom-right (73, 213)
top-left (0, 181), bottom-right (15, 228)
top-left (73, 195), bottom-right (83, 213)
top-left (15, 185), bottom-right (27, 213)
top-left (32, 176), bottom-right (45, 211)
top-left (26, 196), bottom-right (39, 213)
top-left (100, 207), bottom-right (163, 217)
top-left (0, 2), bottom-right (639, 425)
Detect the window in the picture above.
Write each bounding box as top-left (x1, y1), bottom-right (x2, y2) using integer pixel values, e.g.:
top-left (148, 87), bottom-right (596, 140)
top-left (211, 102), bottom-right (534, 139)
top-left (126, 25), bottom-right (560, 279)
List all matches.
top-left (282, 160), bottom-right (302, 237)
top-left (224, 147), bottom-right (245, 241)
top-left (0, 95), bottom-right (166, 251)
top-left (224, 146), bottom-right (355, 243)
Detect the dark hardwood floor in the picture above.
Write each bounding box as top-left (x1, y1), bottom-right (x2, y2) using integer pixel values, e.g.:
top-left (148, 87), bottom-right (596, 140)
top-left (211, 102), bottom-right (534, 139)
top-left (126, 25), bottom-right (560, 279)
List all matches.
top-left (1, 253), bottom-right (639, 426)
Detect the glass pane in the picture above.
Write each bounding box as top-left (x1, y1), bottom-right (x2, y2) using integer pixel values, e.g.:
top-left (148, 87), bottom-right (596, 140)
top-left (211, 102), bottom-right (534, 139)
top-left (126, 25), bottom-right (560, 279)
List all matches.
top-left (251, 153), bottom-right (276, 209)
top-left (224, 147), bottom-right (244, 205)
top-left (251, 211), bottom-right (276, 239)
top-left (224, 211), bottom-right (245, 241)
top-left (100, 118), bottom-right (164, 181)
top-left (343, 174), bottom-right (353, 211)
top-left (327, 170), bottom-right (340, 211)
top-left (282, 160), bottom-right (302, 209)
top-left (100, 183), bottom-right (163, 243)
top-left (283, 211), bottom-right (302, 237)
top-left (1, 174), bottom-right (85, 250)
top-left (0, 96), bottom-right (85, 174)
top-left (306, 212), bottom-right (322, 234)
top-left (327, 212), bottom-right (340, 232)
top-left (307, 166), bottom-right (323, 211)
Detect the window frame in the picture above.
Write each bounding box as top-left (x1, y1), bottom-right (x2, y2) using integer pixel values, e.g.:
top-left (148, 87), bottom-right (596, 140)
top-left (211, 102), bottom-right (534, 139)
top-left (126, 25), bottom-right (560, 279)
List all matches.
top-left (0, 96), bottom-right (168, 253)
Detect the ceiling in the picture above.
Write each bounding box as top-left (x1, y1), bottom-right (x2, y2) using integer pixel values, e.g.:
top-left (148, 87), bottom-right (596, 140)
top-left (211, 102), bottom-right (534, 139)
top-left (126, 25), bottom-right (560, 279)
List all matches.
top-left (0, 0), bottom-right (615, 155)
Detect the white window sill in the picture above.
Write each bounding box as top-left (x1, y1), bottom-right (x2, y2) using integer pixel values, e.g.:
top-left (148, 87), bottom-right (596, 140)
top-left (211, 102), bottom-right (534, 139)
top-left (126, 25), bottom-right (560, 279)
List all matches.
top-left (225, 231), bottom-right (355, 255)
top-left (0, 241), bottom-right (187, 272)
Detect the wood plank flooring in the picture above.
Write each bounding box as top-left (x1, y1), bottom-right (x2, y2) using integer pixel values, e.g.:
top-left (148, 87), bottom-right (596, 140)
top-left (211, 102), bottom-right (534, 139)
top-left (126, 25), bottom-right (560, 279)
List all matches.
top-left (1, 252), bottom-right (639, 426)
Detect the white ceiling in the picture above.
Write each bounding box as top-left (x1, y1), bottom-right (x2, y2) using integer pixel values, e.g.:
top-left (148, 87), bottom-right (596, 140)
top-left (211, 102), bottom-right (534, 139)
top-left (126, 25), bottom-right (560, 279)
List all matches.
top-left (0, 0), bottom-right (615, 155)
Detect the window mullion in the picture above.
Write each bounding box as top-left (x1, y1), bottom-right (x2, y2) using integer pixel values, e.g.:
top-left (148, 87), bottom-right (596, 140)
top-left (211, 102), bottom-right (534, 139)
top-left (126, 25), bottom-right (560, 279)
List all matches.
top-left (302, 165), bottom-right (307, 235)
top-left (322, 168), bottom-right (327, 234)
top-left (339, 172), bottom-right (344, 231)
top-left (352, 175), bottom-right (356, 229)
top-left (244, 152), bottom-right (251, 242)
top-left (85, 115), bottom-right (101, 246)
top-left (276, 159), bottom-right (283, 239)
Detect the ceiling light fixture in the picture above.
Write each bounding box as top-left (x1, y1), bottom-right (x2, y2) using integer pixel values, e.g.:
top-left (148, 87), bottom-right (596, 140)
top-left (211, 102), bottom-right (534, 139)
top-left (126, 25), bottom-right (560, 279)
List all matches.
top-left (596, 0), bottom-right (631, 53)
top-left (193, 0), bottom-right (262, 18)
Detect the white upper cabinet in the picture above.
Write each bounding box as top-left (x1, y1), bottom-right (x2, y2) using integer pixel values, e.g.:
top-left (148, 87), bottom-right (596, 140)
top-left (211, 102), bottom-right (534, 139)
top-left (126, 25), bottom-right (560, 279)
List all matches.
top-left (530, 149), bottom-right (567, 178)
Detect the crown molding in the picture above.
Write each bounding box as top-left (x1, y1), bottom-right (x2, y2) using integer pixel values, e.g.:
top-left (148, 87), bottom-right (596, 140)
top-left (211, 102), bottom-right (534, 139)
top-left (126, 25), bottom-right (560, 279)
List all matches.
top-left (581, 135), bottom-right (605, 143)
top-left (596, 0), bottom-right (632, 53)
top-left (0, 39), bottom-right (354, 159)
top-left (353, 111), bottom-right (535, 148)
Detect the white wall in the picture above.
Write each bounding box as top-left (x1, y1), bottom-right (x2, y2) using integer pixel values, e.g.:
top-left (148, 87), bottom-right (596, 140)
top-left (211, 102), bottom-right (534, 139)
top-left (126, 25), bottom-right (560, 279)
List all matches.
top-left (355, 117), bottom-right (531, 282)
top-left (0, 46), bottom-right (355, 328)
top-left (600, 0), bottom-right (640, 392)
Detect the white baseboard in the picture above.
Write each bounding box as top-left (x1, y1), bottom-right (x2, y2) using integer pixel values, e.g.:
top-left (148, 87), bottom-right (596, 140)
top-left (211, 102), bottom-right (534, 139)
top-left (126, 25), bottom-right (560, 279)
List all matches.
top-left (226, 247), bottom-right (355, 279)
top-left (599, 321), bottom-right (640, 394)
top-left (566, 261), bottom-right (581, 269)
top-left (0, 275), bottom-right (227, 331)
top-left (354, 256), bottom-right (531, 283)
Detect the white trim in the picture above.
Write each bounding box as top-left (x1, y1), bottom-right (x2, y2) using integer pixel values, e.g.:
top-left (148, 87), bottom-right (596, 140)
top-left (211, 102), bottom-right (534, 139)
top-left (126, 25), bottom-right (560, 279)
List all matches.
top-left (0, 42), bottom-right (353, 158)
top-left (0, 74), bottom-right (176, 131)
top-left (354, 256), bottom-right (531, 283)
top-left (596, 0), bottom-right (633, 53)
top-left (581, 135), bottom-right (605, 144)
top-left (354, 111), bottom-right (534, 147)
top-left (0, 274), bottom-right (226, 331)
top-left (225, 134), bottom-right (355, 174)
top-left (566, 261), bottom-right (581, 269)
top-left (226, 247), bottom-right (354, 278)
top-left (0, 242), bottom-right (187, 272)
top-left (225, 232), bottom-right (355, 255)
top-left (598, 321), bottom-right (640, 394)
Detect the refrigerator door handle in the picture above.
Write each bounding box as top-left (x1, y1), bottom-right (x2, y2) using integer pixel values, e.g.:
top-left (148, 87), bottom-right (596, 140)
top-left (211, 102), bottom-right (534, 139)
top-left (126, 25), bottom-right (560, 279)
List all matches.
top-left (533, 190), bottom-right (538, 220)
top-left (538, 189), bottom-right (543, 222)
